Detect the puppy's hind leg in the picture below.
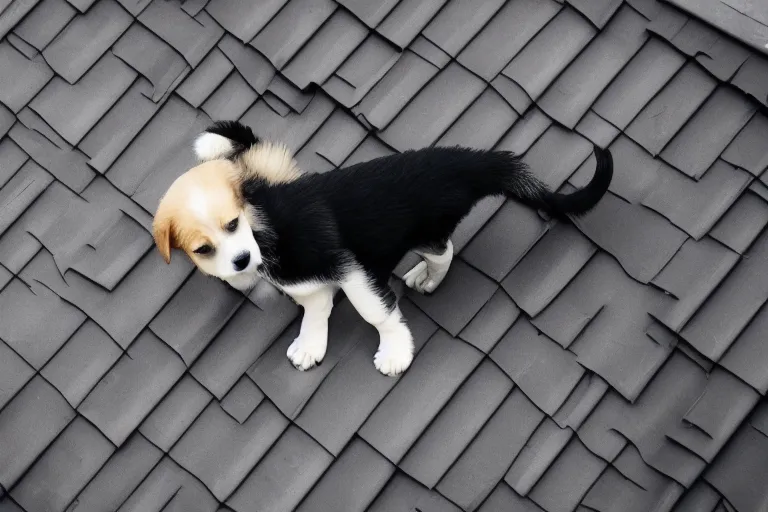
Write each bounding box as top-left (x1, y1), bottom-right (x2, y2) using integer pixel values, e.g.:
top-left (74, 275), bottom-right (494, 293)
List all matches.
top-left (404, 239), bottom-right (453, 294)
top-left (341, 269), bottom-right (414, 376)
top-left (285, 284), bottom-right (335, 370)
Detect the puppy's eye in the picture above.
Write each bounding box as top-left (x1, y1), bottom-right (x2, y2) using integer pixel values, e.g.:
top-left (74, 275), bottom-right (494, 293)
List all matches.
top-left (225, 218), bottom-right (239, 233)
top-left (194, 244), bottom-right (214, 255)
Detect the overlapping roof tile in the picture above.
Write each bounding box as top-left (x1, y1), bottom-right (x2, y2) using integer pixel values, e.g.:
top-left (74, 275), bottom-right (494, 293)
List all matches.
top-left (4, 1), bottom-right (768, 510)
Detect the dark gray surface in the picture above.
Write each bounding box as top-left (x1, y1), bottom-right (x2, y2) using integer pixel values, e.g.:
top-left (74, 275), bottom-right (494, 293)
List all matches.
top-left (2, 1), bottom-right (768, 511)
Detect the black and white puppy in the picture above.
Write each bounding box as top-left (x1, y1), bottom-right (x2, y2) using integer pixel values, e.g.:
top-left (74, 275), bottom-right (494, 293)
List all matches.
top-left (153, 120), bottom-right (613, 376)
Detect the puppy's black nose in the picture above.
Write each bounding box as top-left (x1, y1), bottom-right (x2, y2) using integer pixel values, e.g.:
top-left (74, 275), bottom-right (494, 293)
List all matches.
top-left (233, 252), bottom-right (250, 271)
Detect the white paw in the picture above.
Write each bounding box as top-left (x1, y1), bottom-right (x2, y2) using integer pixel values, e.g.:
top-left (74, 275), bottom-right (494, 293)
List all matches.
top-left (374, 324), bottom-right (414, 376)
top-left (404, 261), bottom-right (442, 294)
top-left (287, 335), bottom-right (326, 371)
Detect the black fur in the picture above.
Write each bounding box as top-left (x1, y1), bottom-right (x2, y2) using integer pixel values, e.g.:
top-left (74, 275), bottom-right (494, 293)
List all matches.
top-left (209, 121), bottom-right (613, 297)
top-left (204, 121), bottom-right (260, 159)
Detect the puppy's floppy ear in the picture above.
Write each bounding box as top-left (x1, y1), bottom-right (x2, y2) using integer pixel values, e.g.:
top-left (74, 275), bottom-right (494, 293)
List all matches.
top-left (152, 206), bottom-right (175, 264)
top-left (194, 120), bottom-right (259, 162)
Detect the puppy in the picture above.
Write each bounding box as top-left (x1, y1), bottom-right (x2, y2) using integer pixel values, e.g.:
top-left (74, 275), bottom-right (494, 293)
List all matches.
top-left (153, 120), bottom-right (613, 376)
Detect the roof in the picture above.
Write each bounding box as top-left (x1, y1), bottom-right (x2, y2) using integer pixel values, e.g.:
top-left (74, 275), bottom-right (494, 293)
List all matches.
top-left (0, 0), bottom-right (767, 511)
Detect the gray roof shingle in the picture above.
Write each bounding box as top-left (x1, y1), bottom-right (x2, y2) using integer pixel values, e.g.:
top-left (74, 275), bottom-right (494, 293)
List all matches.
top-left (3, 1), bottom-right (768, 510)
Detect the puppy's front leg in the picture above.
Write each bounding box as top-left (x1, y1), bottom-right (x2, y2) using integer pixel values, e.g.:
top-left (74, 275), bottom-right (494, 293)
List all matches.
top-left (341, 269), bottom-right (414, 376)
top-left (286, 285), bottom-right (335, 370)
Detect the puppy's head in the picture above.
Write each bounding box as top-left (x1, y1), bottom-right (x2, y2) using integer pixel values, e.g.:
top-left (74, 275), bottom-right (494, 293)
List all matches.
top-left (153, 159), bottom-right (262, 289)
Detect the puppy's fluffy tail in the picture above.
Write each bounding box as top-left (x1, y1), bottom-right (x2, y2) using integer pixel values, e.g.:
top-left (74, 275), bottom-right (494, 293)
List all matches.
top-left (504, 145), bottom-right (613, 218)
top-left (194, 120), bottom-right (301, 184)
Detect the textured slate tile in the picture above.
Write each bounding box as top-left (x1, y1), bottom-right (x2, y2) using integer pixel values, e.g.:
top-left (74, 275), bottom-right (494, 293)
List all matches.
top-left (669, 16), bottom-right (752, 81)
top-left (459, 288), bottom-right (520, 353)
top-left (220, 376), bottom-right (264, 424)
top-left (191, 297), bottom-right (297, 400)
top-left (78, 78), bottom-right (161, 173)
top-left (479, 483), bottom-right (545, 512)
top-left (294, 300), bottom-right (436, 455)
top-left (118, 456), bottom-right (218, 512)
top-left (8, 123), bottom-right (94, 192)
top-left (675, 367), bottom-right (759, 461)
top-left (533, 252), bottom-right (675, 400)
top-left (495, 106), bottom-right (552, 155)
top-left (342, 135), bottom-right (395, 167)
top-left (673, 481), bottom-right (722, 512)
top-left (574, 110), bottom-right (621, 148)
top-left (711, 191), bottom-right (768, 254)
top-left (721, 304), bottom-right (768, 393)
top-left (681, 227), bottom-right (768, 361)
top-left (568, 0), bottom-right (622, 27)
top-left (282, 10), bottom-right (368, 90)
top-left (12, 0), bottom-right (75, 51)
top-left (323, 33), bottom-right (400, 108)
top-left (583, 444), bottom-right (683, 512)
top-left (206, 0), bottom-right (286, 42)
top-left (7, 31), bottom-right (39, 59)
top-left (0, 104), bottom-right (14, 140)
top-left (266, 74), bottom-right (314, 113)
top-left (218, 34), bottom-right (276, 95)
top-left (489, 73), bottom-right (533, 115)
top-left (40, 321), bottom-right (122, 407)
top-left (0, 376), bottom-right (75, 489)
top-left (579, 351), bottom-right (708, 485)
top-left (112, 23), bottom-right (190, 104)
top-left (78, 330), bottom-right (185, 446)
top-left (359, 330), bottom-right (483, 463)
top-left (295, 437), bottom-right (395, 512)
top-left (731, 53), bottom-right (768, 108)
top-left (642, 160), bottom-right (752, 239)
top-left (201, 70), bottom-right (259, 122)
top-left (295, 109), bottom-right (367, 171)
top-left (248, 299), bottom-right (365, 419)
top-left (722, 112), bottom-right (768, 176)
top-left (0, 40), bottom-right (52, 113)
top-left (410, 35), bottom-right (452, 68)
top-left (705, 422), bottom-right (768, 512)
top-left (408, 259), bottom-right (498, 336)
top-left (240, 92), bottom-right (335, 153)
top-left (457, 0), bottom-right (561, 81)
top-left (42, 0), bottom-right (132, 83)
top-left (423, 0), bottom-right (506, 57)
top-left (462, 199), bottom-right (549, 281)
top-left (0, 277), bottom-right (85, 369)
top-left (0, 497), bottom-right (24, 512)
top-left (138, 1), bottom-right (223, 68)
top-left (368, 472), bottom-right (462, 512)
top-left (491, 318), bottom-right (584, 415)
top-left (571, 190), bottom-right (687, 283)
top-left (106, 95), bottom-right (208, 212)
top-left (139, 374), bottom-right (212, 452)
top-left (170, 399), bottom-right (288, 500)
top-left (227, 425), bottom-right (333, 512)
top-left (528, 436), bottom-right (606, 512)
top-left (0, 138), bottom-right (28, 189)
top-left (505, 418), bottom-right (572, 496)
top-left (399, 359), bottom-right (513, 488)
top-left (68, 433), bottom-right (163, 512)
top-left (381, 62), bottom-right (485, 150)
top-left (12, 417), bottom-right (114, 512)
top-left (436, 87), bottom-right (518, 149)
top-left (0, 0), bottom-right (41, 40)
top-left (251, 0), bottom-right (336, 70)
top-left (593, 38), bottom-right (685, 130)
top-left (502, 222), bottom-right (595, 317)
top-left (451, 195), bottom-right (506, 252)
top-left (27, 56), bottom-right (130, 144)
top-left (538, 5), bottom-right (648, 128)
top-left (437, 388), bottom-right (544, 511)
top-left (0, 159), bottom-right (53, 238)
top-left (668, 0), bottom-right (768, 57)
top-left (651, 237), bottom-right (739, 333)
top-left (0, 340), bottom-right (33, 411)
top-left (176, 48), bottom-right (233, 108)
top-left (80, 175), bottom-right (155, 233)
top-left (377, 0), bottom-right (447, 49)
top-left (661, 87), bottom-right (755, 179)
top-left (523, 124), bottom-right (594, 189)
top-left (353, 51), bottom-right (438, 129)
top-left (626, 62), bottom-right (718, 155)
